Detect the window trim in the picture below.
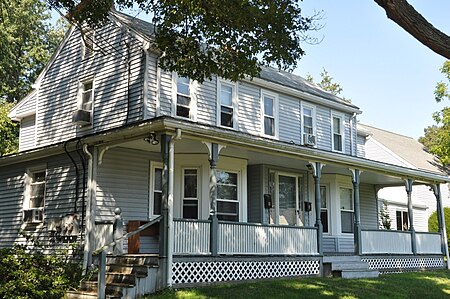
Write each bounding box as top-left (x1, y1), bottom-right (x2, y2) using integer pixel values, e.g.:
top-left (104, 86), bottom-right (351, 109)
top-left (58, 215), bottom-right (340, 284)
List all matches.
top-left (149, 162), bottom-right (163, 218)
top-left (320, 185), bottom-right (330, 234)
top-left (331, 111), bottom-right (345, 153)
top-left (182, 167), bottom-right (200, 219)
top-left (260, 90), bottom-right (279, 138)
top-left (172, 73), bottom-right (197, 121)
top-left (301, 103), bottom-right (317, 146)
top-left (217, 80), bottom-right (238, 130)
top-left (23, 166), bottom-right (47, 224)
top-left (339, 187), bottom-right (354, 234)
top-left (76, 77), bottom-right (95, 128)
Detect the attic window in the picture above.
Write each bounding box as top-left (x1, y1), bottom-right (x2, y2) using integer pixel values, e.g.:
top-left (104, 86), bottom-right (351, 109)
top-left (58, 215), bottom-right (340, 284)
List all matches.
top-left (82, 28), bottom-right (94, 58)
top-left (80, 80), bottom-right (93, 111)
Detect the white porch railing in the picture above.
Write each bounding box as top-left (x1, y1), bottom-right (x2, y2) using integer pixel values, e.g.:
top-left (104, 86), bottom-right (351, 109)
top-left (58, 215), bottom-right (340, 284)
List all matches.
top-left (218, 222), bottom-right (318, 255)
top-left (361, 230), bottom-right (412, 254)
top-left (173, 219), bottom-right (211, 254)
top-left (416, 232), bottom-right (442, 254)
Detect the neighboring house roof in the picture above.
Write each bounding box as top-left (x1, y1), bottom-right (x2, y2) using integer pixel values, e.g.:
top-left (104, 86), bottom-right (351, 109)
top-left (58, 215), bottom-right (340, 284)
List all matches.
top-left (358, 123), bottom-right (447, 175)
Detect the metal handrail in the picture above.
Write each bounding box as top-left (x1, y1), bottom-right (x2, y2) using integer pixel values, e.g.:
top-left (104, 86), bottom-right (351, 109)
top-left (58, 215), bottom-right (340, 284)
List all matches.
top-left (93, 215), bottom-right (163, 299)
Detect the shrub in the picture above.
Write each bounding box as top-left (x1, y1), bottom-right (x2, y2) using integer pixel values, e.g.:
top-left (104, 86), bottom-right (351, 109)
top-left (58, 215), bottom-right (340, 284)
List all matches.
top-left (0, 234), bottom-right (83, 299)
top-left (428, 207), bottom-right (450, 250)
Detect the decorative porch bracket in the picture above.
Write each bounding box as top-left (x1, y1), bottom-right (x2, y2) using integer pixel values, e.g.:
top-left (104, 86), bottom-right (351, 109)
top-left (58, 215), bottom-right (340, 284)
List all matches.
top-left (203, 142), bottom-right (223, 256)
top-left (159, 134), bottom-right (172, 287)
top-left (430, 184), bottom-right (450, 267)
top-left (350, 169), bottom-right (362, 256)
top-left (309, 161), bottom-right (324, 255)
top-left (404, 179), bottom-right (417, 255)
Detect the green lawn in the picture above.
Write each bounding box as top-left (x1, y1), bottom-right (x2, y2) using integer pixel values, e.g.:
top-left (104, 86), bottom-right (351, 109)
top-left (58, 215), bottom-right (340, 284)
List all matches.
top-left (148, 270), bottom-right (450, 299)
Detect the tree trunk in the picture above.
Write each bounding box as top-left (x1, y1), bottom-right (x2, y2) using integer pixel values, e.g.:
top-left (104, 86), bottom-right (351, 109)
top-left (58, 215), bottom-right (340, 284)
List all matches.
top-left (374, 0), bottom-right (450, 59)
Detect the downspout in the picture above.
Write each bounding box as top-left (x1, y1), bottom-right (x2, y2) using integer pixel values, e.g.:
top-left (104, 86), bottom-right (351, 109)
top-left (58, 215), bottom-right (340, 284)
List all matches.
top-left (167, 128), bottom-right (181, 287)
top-left (64, 141), bottom-right (79, 214)
top-left (350, 113), bottom-right (357, 156)
top-left (76, 140), bottom-right (87, 234)
top-left (82, 144), bottom-right (96, 274)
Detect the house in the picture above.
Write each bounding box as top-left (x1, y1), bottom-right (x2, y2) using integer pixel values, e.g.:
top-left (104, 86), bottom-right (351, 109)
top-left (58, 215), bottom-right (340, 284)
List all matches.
top-left (356, 124), bottom-right (450, 231)
top-left (1, 10), bottom-right (449, 297)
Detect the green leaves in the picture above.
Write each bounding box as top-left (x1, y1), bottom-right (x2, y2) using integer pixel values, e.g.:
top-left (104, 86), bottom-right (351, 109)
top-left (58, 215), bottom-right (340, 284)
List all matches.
top-left (49, 0), bottom-right (320, 83)
top-left (0, 101), bottom-right (18, 156)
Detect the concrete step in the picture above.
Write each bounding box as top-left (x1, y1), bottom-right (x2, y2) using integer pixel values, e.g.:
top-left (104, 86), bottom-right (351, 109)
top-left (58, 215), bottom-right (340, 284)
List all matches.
top-left (331, 262), bottom-right (369, 271)
top-left (323, 255), bottom-right (361, 263)
top-left (340, 269), bottom-right (379, 279)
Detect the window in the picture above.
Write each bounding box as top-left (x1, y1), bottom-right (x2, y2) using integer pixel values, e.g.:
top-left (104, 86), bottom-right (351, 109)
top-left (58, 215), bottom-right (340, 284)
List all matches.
top-left (340, 187), bottom-right (354, 233)
top-left (332, 113), bottom-right (344, 152)
top-left (216, 170), bottom-right (239, 221)
top-left (176, 76), bottom-right (191, 118)
top-left (396, 211), bottom-right (409, 231)
top-left (152, 166), bottom-right (163, 216)
top-left (261, 91), bottom-right (278, 137)
top-left (302, 106), bottom-right (315, 135)
top-left (183, 169), bottom-right (198, 219)
top-left (82, 28), bottom-right (94, 58)
top-left (320, 186), bottom-right (328, 233)
top-left (80, 80), bottom-right (93, 112)
top-left (218, 81), bottom-right (237, 128)
top-left (24, 169), bottom-right (46, 223)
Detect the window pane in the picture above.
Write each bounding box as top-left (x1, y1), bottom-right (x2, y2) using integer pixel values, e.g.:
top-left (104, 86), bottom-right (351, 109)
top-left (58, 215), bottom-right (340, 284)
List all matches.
top-left (84, 82), bottom-right (93, 91)
top-left (304, 116), bottom-right (313, 128)
top-left (221, 106), bottom-right (233, 127)
top-left (334, 134), bottom-right (342, 151)
top-left (217, 185), bottom-right (238, 200)
top-left (303, 107), bottom-right (312, 117)
top-left (321, 211), bottom-right (328, 233)
top-left (177, 77), bottom-right (190, 95)
top-left (217, 201), bottom-right (239, 221)
top-left (184, 169), bottom-right (197, 198)
top-left (154, 192), bottom-right (162, 215)
top-left (220, 85), bottom-right (233, 106)
top-left (279, 175), bottom-right (296, 209)
top-left (403, 212), bottom-right (409, 230)
top-left (176, 104), bottom-right (190, 118)
top-left (177, 94), bottom-right (191, 106)
top-left (30, 196), bottom-right (44, 208)
top-left (341, 211), bottom-right (354, 233)
top-left (340, 188), bottom-right (353, 210)
top-left (264, 116), bottom-right (275, 136)
top-left (183, 199), bottom-right (198, 219)
top-left (333, 117), bottom-right (340, 133)
top-left (320, 186), bottom-right (327, 208)
top-left (217, 171), bottom-right (237, 185)
top-left (264, 96), bottom-right (274, 117)
top-left (154, 168), bottom-right (162, 191)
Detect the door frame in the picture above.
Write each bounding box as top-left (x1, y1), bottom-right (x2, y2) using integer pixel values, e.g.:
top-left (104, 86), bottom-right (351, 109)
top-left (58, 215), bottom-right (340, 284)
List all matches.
top-left (271, 171), bottom-right (304, 226)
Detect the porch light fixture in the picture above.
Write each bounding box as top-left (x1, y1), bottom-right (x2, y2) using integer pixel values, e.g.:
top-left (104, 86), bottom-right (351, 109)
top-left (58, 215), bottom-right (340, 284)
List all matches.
top-left (144, 133), bottom-right (159, 145)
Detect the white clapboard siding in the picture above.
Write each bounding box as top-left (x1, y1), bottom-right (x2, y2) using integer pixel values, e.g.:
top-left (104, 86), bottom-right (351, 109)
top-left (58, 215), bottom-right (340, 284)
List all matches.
top-left (360, 183), bottom-right (378, 229)
top-left (356, 135), bottom-right (366, 157)
top-left (159, 70), bottom-right (173, 116)
top-left (279, 94), bottom-right (301, 144)
top-left (361, 230), bottom-right (412, 254)
top-left (145, 52), bottom-right (158, 118)
top-left (19, 115), bottom-right (36, 151)
top-left (15, 91), bottom-right (37, 116)
top-left (36, 21), bottom-right (145, 147)
top-left (237, 82), bottom-right (261, 135)
top-left (196, 77), bottom-right (217, 126)
top-left (218, 222), bottom-right (318, 255)
top-left (316, 105), bottom-right (332, 150)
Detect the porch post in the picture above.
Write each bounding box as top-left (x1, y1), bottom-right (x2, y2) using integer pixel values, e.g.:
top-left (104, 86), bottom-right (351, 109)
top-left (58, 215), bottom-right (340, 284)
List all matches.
top-left (159, 134), bottom-right (172, 287)
top-left (208, 143), bottom-right (219, 256)
top-left (405, 179), bottom-right (417, 255)
top-left (312, 162), bottom-right (323, 255)
top-left (431, 184), bottom-right (450, 268)
top-left (351, 169), bottom-right (362, 255)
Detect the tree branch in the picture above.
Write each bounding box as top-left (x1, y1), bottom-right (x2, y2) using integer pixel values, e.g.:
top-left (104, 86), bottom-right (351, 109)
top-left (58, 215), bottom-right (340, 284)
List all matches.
top-left (374, 0), bottom-right (450, 59)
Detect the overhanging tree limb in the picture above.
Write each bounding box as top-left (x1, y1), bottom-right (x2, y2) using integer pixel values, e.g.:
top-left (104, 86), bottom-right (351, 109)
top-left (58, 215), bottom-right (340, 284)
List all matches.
top-left (374, 0), bottom-right (450, 59)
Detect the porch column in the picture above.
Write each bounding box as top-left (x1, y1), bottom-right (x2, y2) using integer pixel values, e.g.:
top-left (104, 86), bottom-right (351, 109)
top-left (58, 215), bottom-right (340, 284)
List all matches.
top-left (208, 143), bottom-right (219, 256)
top-left (431, 184), bottom-right (450, 267)
top-left (159, 134), bottom-right (172, 287)
top-left (351, 169), bottom-right (362, 255)
top-left (405, 179), bottom-right (417, 255)
top-left (311, 162), bottom-right (323, 255)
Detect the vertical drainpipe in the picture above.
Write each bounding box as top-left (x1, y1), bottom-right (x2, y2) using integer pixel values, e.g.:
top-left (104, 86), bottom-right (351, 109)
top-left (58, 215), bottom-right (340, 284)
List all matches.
top-left (82, 144), bottom-right (97, 273)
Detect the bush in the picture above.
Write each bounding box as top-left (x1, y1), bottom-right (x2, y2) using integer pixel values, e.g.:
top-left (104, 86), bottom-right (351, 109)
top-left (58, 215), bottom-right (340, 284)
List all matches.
top-left (0, 235), bottom-right (83, 299)
top-left (428, 207), bottom-right (450, 251)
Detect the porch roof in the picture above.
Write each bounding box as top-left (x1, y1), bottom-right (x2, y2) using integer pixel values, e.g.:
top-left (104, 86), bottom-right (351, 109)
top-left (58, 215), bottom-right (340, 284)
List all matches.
top-left (1, 116), bottom-right (448, 185)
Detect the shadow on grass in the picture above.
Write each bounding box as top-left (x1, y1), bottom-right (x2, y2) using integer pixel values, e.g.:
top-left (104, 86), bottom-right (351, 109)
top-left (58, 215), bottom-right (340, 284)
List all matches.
top-left (151, 271), bottom-right (450, 299)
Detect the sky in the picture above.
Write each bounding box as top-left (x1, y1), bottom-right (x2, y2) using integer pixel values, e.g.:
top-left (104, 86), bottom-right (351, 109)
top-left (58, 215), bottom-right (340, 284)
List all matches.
top-left (50, 1), bottom-right (450, 139)
top-left (295, 0), bottom-right (450, 139)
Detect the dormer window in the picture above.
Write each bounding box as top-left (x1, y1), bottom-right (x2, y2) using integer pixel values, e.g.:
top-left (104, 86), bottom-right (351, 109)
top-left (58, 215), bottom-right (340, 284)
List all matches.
top-left (261, 90), bottom-right (278, 137)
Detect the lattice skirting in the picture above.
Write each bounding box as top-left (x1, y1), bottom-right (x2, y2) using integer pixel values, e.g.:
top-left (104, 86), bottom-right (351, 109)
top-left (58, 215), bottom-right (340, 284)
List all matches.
top-left (172, 259), bottom-right (320, 285)
top-left (361, 257), bottom-right (444, 273)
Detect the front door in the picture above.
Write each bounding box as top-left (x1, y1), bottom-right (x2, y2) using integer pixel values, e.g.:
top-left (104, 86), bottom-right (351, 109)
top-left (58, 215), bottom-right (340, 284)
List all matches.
top-left (271, 172), bottom-right (303, 226)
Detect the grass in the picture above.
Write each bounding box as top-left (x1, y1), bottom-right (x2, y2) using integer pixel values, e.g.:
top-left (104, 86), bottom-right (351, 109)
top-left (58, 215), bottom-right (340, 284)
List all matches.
top-left (147, 270), bottom-right (450, 299)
